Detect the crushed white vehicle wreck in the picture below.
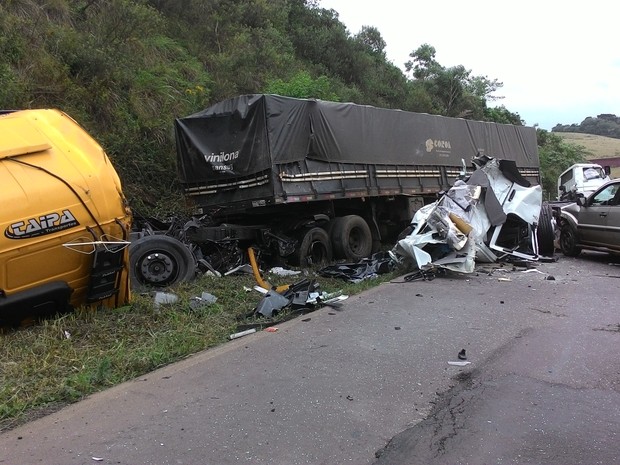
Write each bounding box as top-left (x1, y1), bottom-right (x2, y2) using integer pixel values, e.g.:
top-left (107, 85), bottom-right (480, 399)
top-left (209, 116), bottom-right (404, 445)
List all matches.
top-left (393, 155), bottom-right (552, 273)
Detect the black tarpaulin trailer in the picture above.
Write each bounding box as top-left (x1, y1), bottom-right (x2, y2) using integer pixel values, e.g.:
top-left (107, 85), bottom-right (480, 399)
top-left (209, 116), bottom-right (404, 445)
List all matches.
top-left (173, 94), bottom-right (540, 266)
top-left (175, 94), bottom-right (539, 212)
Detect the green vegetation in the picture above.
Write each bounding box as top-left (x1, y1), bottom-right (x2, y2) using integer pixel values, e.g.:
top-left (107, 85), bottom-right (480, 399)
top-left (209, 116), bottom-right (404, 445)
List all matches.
top-left (0, 270), bottom-right (400, 431)
top-left (0, 0), bottom-right (603, 429)
top-left (1, 0), bottom-right (522, 215)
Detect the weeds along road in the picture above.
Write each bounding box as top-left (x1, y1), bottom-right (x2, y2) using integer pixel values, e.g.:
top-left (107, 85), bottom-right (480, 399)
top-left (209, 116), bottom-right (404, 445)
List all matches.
top-left (1, 252), bottom-right (619, 465)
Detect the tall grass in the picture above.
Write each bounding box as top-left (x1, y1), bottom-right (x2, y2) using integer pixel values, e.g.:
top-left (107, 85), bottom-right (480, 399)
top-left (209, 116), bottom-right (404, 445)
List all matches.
top-left (0, 270), bottom-right (398, 431)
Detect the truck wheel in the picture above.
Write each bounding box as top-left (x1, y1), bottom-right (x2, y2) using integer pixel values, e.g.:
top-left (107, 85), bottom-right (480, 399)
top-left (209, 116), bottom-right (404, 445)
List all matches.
top-left (331, 215), bottom-right (372, 261)
top-left (559, 224), bottom-right (582, 257)
top-left (129, 235), bottom-right (196, 289)
top-left (537, 202), bottom-right (555, 256)
top-left (293, 227), bottom-right (332, 267)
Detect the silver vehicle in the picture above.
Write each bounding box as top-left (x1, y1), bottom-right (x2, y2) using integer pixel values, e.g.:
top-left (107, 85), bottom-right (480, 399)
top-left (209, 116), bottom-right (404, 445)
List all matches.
top-left (559, 179), bottom-right (620, 256)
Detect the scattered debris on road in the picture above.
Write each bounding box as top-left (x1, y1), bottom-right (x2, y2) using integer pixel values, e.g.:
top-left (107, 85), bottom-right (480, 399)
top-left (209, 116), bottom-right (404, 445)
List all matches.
top-left (393, 156), bottom-right (548, 275)
top-left (154, 292), bottom-right (179, 309)
top-left (318, 251), bottom-right (396, 283)
top-left (448, 361), bottom-right (471, 367)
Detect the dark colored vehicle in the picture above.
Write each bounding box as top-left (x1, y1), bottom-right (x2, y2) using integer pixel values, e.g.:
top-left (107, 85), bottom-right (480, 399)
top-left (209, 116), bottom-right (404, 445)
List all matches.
top-left (559, 179), bottom-right (620, 256)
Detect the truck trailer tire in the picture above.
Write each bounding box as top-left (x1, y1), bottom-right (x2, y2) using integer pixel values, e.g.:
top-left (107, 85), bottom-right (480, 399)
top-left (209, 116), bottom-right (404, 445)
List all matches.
top-left (293, 227), bottom-right (332, 267)
top-left (536, 202), bottom-right (555, 256)
top-left (129, 235), bottom-right (196, 289)
top-left (330, 215), bottom-right (373, 261)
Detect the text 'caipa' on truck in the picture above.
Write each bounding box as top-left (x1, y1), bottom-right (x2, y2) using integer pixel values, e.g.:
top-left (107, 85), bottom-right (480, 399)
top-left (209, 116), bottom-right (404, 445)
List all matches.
top-left (0, 109), bottom-right (132, 327)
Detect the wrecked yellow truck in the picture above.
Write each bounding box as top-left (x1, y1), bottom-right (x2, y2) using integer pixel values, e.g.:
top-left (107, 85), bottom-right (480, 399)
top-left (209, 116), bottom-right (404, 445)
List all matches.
top-left (0, 109), bottom-right (132, 326)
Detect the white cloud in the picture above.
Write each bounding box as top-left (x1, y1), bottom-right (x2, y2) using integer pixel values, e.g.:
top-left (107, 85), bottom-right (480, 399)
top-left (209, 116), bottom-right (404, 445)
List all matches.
top-left (319, 0), bottom-right (620, 129)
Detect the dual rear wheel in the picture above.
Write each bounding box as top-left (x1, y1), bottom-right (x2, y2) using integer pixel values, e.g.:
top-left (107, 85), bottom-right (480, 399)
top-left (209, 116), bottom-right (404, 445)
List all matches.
top-left (293, 215), bottom-right (373, 266)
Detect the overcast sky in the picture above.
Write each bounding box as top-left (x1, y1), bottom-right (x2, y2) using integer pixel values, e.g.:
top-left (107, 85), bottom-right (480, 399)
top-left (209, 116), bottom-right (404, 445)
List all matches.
top-left (319, 0), bottom-right (619, 130)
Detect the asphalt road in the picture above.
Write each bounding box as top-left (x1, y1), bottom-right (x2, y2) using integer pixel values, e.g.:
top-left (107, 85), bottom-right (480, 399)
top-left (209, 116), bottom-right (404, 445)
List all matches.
top-left (1, 252), bottom-right (619, 465)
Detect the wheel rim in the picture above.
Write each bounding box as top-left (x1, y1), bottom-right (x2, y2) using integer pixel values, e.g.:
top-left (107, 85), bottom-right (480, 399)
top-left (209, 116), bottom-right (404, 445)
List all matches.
top-left (137, 251), bottom-right (177, 285)
top-left (349, 228), bottom-right (364, 254)
top-left (307, 240), bottom-right (328, 265)
top-left (561, 229), bottom-right (575, 253)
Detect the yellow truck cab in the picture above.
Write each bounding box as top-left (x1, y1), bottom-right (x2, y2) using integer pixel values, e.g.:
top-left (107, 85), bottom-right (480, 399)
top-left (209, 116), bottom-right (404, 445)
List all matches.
top-left (0, 109), bottom-right (132, 326)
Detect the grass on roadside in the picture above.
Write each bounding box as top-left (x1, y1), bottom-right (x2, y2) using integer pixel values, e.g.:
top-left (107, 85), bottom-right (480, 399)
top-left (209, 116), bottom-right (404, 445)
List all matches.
top-left (0, 269), bottom-right (399, 432)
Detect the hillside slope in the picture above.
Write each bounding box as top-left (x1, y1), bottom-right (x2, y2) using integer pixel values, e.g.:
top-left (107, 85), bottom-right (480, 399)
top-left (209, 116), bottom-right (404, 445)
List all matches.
top-left (554, 132), bottom-right (620, 178)
top-left (554, 132), bottom-right (620, 158)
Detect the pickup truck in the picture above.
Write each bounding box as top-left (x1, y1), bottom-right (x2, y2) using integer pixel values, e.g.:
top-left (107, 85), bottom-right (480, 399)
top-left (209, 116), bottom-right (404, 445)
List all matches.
top-left (557, 178), bottom-right (620, 256)
top-left (546, 162), bottom-right (613, 252)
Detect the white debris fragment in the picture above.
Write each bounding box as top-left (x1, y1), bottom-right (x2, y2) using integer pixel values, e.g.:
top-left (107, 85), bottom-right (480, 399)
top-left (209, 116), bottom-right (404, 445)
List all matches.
top-left (521, 269), bottom-right (544, 274)
top-left (448, 361), bottom-right (472, 367)
top-left (268, 266), bottom-right (301, 276)
top-left (253, 285), bottom-right (269, 294)
top-left (224, 264), bottom-right (254, 276)
top-left (229, 328), bottom-right (257, 340)
top-left (189, 291), bottom-right (218, 310)
top-left (154, 292), bottom-right (178, 309)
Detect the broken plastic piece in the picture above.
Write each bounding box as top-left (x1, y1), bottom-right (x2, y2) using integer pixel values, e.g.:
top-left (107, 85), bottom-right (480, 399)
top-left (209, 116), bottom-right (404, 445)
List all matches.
top-left (318, 251), bottom-right (396, 283)
top-left (223, 263), bottom-right (254, 276)
top-left (200, 291), bottom-right (217, 303)
top-left (322, 294), bottom-right (348, 308)
top-left (229, 328), bottom-right (257, 340)
top-left (268, 267), bottom-right (301, 277)
top-left (255, 290), bottom-right (291, 318)
top-left (448, 361), bottom-right (471, 366)
top-left (154, 292), bottom-right (178, 308)
top-left (403, 268), bottom-right (446, 282)
top-left (253, 285), bottom-right (268, 294)
top-left (189, 291), bottom-right (218, 310)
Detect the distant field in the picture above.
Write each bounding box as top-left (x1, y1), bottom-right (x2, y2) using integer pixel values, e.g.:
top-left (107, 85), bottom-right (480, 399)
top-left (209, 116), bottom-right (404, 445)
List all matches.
top-left (554, 132), bottom-right (620, 178)
top-left (554, 132), bottom-right (620, 158)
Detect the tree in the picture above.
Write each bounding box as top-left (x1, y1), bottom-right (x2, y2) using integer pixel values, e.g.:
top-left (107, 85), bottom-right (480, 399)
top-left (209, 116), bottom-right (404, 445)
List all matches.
top-left (355, 26), bottom-right (386, 56)
top-left (0, 1), bottom-right (530, 215)
top-left (484, 106), bottom-right (524, 125)
top-left (552, 114), bottom-right (620, 139)
top-left (405, 43), bottom-right (503, 119)
top-left (405, 43), bottom-right (437, 80)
